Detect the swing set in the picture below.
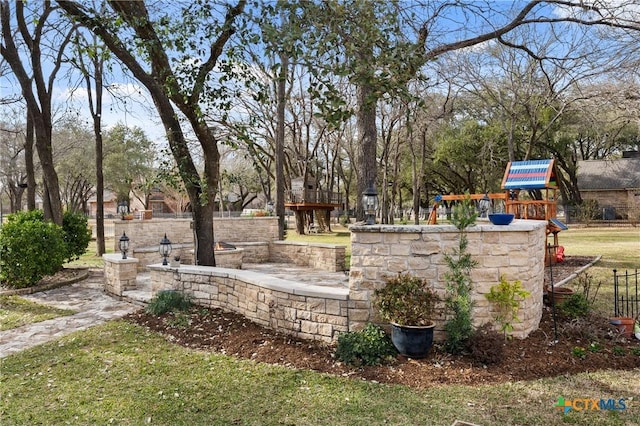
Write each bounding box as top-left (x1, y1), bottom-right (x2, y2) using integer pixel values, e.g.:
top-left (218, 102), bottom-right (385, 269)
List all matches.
top-left (428, 159), bottom-right (567, 263)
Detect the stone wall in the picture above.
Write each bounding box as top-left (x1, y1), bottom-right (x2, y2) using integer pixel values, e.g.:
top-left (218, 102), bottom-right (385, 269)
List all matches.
top-left (233, 242), bottom-right (270, 263)
top-left (113, 219), bottom-right (193, 253)
top-left (213, 217), bottom-right (279, 243)
top-left (138, 219), bottom-right (547, 343)
top-left (103, 254), bottom-right (139, 297)
top-left (113, 217), bottom-right (279, 253)
top-left (149, 264), bottom-right (349, 343)
top-left (347, 220), bottom-right (547, 339)
top-left (269, 241), bottom-right (347, 272)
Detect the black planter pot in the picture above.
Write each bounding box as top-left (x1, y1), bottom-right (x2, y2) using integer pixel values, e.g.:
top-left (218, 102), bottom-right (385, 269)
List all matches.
top-left (390, 322), bottom-right (435, 358)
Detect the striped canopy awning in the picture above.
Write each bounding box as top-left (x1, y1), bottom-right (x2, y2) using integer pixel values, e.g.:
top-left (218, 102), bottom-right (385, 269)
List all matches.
top-left (501, 159), bottom-right (557, 190)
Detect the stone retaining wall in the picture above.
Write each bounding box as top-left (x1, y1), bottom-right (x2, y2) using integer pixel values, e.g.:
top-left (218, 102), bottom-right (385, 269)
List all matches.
top-left (149, 264), bottom-right (349, 343)
top-left (134, 243), bottom-right (194, 271)
top-left (234, 242), bottom-right (269, 263)
top-left (269, 241), bottom-right (346, 272)
top-left (348, 220), bottom-right (547, 339)
top-left (113, 219), bottom-right (193, 253)
top-left (213, 217), bottom-right (279, 243)
top-left (117, 219), bottom-right (547, 343)
top-left (113, 217), bottom-right (278, 253)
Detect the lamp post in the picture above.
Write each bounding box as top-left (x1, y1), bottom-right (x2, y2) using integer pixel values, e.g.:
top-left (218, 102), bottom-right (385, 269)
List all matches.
top-left (117, 201), bottom-right (128, 219)
top-left (159, 233), bottom-right (172, 266)
top-left (479, 193), bottom-right (491, 218)
top-left (362, 184), bottom-right (379, 225)
top-left (118, 232), bottom-right (130, 259)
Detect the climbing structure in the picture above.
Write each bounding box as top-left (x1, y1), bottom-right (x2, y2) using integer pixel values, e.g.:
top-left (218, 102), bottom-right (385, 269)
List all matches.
top-left (502, 159), bottom-right (558, 220)
top-left (429, 159), bottom-right (567, 263)
top-left (502, 159), bottom-right (566, 263)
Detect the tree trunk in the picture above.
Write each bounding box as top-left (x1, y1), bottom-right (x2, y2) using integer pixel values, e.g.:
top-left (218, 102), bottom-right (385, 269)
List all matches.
top-left (94, 101), bottom-right (106, 256)
top-left (0, 1), bottom-right (66, 225)
top-left (275, 51), bottom-right (288, 240)
top-left (192, 201), bottom-right (215, 266)
top-left (33, 118), bottom-right (63, 224)
top-left (355, 83), bottom-right (378, 222)
top-left (25, 112), bottom-right (36, 211)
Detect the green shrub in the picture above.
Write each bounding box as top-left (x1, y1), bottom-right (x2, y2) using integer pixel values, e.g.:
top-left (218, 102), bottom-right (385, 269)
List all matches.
top-left (559, 293), bottom-right (591, 319)
top-left (443, 197), bottom-right (477, 354)
top-left (373, 273), bottom-right (440, 326)
top-left (612, 346), bottom-right (626, 356)
top-left (335, 323), bottom-right (397, 366)
top-left (485, 275), bottom-right (530, 339)
top-left (9, 209), bottom-right (44, 224)
top-left (62, 210), bottom-right (92, 262)
top-left (572, 346), bottom-right (587, 359)
top-left (0, 210), bottom-right (67, 289)
top-left (145, 290), bottom-right (191, 315)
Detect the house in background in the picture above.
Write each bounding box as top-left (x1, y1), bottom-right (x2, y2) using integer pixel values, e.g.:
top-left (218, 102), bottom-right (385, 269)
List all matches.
top-left (576, 151), bottom-right (640, 220)
top-left (88, 188), bottom-right (178, 219)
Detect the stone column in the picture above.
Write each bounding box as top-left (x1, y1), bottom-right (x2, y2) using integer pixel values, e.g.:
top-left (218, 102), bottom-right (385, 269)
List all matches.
top-left (103, 254), bottom-right (139, 297)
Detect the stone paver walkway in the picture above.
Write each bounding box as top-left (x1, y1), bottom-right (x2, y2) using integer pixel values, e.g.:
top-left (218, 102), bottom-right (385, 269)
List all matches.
top-left (0, 270), bottom-right (139, 359)
top-left (0, 263), bottom-right (348, 359)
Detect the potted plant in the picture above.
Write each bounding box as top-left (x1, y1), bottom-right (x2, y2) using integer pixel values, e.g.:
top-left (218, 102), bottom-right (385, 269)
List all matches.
top-left (373, 273), bottom-right (440, 358)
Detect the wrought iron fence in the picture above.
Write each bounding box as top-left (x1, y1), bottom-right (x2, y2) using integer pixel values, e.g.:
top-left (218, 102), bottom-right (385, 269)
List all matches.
top-left (561, 204), bottom-right (639, 226)
top-left (613, 269), bottom-right (639, 319)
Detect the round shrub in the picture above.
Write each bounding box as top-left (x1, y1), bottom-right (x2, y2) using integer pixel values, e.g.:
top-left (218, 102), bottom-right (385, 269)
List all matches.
top-left (335, 323), bottom-right (397, 366)
top-left (0, 210), bottom-right (67, 289)
top-left (559, 293), bottom-right (591, 319)
top-left (62, 210), bottom-right (92, 262)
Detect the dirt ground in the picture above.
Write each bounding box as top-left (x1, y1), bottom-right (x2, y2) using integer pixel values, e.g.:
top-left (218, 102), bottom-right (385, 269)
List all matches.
top-left (125, 256), bottom-right (640, 389)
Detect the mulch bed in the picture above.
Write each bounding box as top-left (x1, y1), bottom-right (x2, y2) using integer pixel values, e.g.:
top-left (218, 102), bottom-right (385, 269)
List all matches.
top-left (125, 256), bottom-right (640, 388)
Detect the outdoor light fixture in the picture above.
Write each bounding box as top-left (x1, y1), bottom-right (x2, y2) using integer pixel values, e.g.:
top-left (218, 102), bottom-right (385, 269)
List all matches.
top-left (479, 193), bottom-right (491, 218)
top-left (266, 201), bottom-right (274, 214)
top-left (159, 233), bottom-right (172, 266)
top-left (117, 201), bottom-right (128, 219)
top-left (119, 232), bottom-right (130, 259)
top-left (362, 184), bottom-right (379, 225)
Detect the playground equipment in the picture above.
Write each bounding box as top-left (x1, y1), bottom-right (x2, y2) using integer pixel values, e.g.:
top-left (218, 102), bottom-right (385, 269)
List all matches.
top-left (429, 159), bottom-right (567, 263)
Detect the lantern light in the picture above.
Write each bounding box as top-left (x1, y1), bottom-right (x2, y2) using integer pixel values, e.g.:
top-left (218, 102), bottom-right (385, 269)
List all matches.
top-left (479, 193), bottom-right (491, 218)
top-left (159, 234), bottom-right (172, 266)
top-left (119, 232), bottom-right (130, 259)
top-left (362, 184), bottom-right (379, 225)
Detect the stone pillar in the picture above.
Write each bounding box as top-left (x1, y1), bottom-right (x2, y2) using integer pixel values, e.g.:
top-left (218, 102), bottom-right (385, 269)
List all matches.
top-left (103, 254), bottom-right (139, 297)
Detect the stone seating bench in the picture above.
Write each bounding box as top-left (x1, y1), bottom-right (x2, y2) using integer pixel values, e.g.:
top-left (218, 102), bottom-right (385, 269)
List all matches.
top-left (149, 264), bottom-right (350, 342)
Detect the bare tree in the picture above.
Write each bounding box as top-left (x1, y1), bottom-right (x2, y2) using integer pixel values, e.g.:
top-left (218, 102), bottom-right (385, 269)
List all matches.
top-left (69, 29), bottom-right (108, 254)
top-left (1, 1), bottom-right (77, 224)
top-left (59, 0), bottom-right (246, 266)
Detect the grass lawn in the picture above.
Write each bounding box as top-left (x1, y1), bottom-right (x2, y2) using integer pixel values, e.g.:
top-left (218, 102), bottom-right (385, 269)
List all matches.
top-left (64, 237), bottom-right (115, 269)
top-left (558, 227), bottom-right (640, 315)
top-left (1, 224), bottom-right (638, 425)
top-left (1, 321), bottom-right (638, 425)
top-left (0, 295), bottom-right (75, 331)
